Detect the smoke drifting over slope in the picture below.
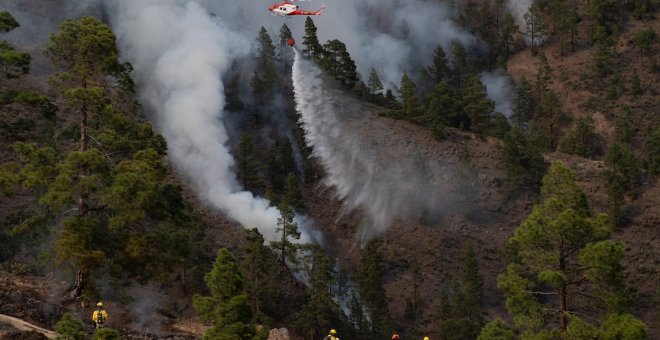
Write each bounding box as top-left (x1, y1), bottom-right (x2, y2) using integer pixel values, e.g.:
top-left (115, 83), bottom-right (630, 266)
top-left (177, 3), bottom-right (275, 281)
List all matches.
top-left (293, 51), bottom-right (477, 242)
top-left (104, 1), bottom-right (317, 243)
top-left (507, 0), bottom-right (533, 25)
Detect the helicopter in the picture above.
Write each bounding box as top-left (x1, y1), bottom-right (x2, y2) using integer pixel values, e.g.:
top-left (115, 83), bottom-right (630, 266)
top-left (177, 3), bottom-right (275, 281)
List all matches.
top-left (268, 1), bottom-right (324, 17)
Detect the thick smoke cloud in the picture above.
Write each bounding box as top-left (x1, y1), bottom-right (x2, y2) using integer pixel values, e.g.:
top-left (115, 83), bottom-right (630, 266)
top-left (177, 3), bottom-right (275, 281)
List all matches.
top-left (104, 0), bottom-right (317, 243)
top-left (293, 51), bottom-right (477, 243)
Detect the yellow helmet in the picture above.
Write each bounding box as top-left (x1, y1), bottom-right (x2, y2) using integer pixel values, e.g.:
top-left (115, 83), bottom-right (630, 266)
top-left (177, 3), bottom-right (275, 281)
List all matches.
top-left (424, 337), bottom-right (430, 340)
top-left (97, 302), bottom-right (103, 307)
top-left (330, 329), bottom-right (337, 335)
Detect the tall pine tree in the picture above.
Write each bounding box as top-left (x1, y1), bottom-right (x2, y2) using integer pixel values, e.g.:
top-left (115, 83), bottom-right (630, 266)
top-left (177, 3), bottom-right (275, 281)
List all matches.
top-left (496, 162), bottom-right (644, 339)
top-left (193, 248), bottom-right (263, 340)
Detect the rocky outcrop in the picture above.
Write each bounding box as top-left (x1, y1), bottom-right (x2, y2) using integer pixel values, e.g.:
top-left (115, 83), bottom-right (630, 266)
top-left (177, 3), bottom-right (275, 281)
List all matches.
top-left (268, 327), bottom-right (291, 340)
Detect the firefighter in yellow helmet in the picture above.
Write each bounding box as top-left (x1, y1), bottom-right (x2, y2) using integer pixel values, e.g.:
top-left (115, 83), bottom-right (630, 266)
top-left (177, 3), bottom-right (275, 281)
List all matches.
top-left (322, 328), bottom-right (339, 340)
top-left (424, 337), bottom-right (430, 340)
top-left (92, 302), bottom-right (108, 329)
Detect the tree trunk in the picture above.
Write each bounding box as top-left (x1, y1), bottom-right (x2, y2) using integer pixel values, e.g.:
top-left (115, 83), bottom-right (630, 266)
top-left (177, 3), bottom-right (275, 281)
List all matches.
top-left (61, 269), bottom-right (88, 303)
top-left (78, 104), bottom-right (89, 213)
top-left (254, 274), bottom-right (260, 320)
top-left (182, 265), bottom-right (187, 295)
top-left (559, 241), bottom-right (567, 339)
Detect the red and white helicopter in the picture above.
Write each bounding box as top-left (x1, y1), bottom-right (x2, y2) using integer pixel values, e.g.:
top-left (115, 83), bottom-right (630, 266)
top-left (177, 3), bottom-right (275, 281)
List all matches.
top-left (268, 1), bottom-right (324, 17)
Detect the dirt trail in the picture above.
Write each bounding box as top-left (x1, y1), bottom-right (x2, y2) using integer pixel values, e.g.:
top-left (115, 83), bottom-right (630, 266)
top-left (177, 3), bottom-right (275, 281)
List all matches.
top-left (0, 314), bottom-right (56, 338)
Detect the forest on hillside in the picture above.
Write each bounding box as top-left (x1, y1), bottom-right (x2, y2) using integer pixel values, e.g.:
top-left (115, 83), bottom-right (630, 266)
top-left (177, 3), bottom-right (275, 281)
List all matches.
top-left (0, 0), bottom-right (658, 339)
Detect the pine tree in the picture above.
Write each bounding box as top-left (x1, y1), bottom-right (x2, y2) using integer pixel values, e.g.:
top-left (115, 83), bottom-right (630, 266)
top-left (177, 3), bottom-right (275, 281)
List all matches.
top-left (399, 73), bottom-right (420, 119)
top-left (193, 248), bottom-right (259, 340)
top-left (0, 41), bottom-right (30, 77)
top-left (357, 241), bottom-right (389, 339)
top-left (270, 204), bottom-right (300, 266)
top-left (44, 16), bottom-right (126, 204)
top-left (42, 17), bottom-right (133, 301)
top-left (534, 53), bottom-right (553, 103)
top-left (278, 23), bottom-right (292, 47)
top-left (630, 68), bottom-right (642, 95)
top-left (524, 3), bottom-right (547, 54)
top-left (0, 11), bottom-right (19, 32)
top-left (536, 91), bottom-right (569, 150)
top-left (497, 13), bottom-right (518, 63)
top-left (558, 115), bottom-right (601, 158)
top-left (93, 328), bottom-right (120, 340)
top-left (438, 246), bottom-right (484, 340)
top-left (254, 27), bottom-right (277, 97)
top-left (451, 40), bottom-right (468, 88)
top-left (422, 81), bottom-right (464, 136)
top-left (236, 133), bottom-right (262, 192)
top-left (283, 173), bottom-right (304, 212)
top-left (255, 26), bottom-right (275, 65)
top-left (278, 23), bottom-right (293, 70)
top-left (302, 17), bottom-right (323, 60)
top-left (497, 162), bottom-right (641, 338)
top-left (225, 73), bottom-right (244, 112)
top-left (437, 286), bottom-right (451, 321)
top-left (294, 244), bottom-right (335, 339)
top-left (320, 39), bottom-right (358, 88)
top-left (349, 291), bottom-right (366, 338)
top-left (632, 27), bottom-right (656, 57)
top-left (367, 68), bottom-right (384, 97)
top-left (607, 177), bottom-right (626, 229)
top-left (266, 144), bottom-right (283, 194)
top-left (55, 313), bottom-right (86, 340)
top-left (512, 77), bottom-right (533, 128)
top-left (462, 75), bottom-right (494, 135)
top-left (406, 257), bottom-right (424, 320)
top-left (604, 143), bottom-right (641, 196)
top-left (647, 128), bottom-right (660, 176)
top-left (587, 0), bottom-right (620, 42)
top-left (279, 137), bottom-right (295, 177)
top-left (0, 12), bottom-right (28, 77)
top-left (241, 228), bottom-right (283, 322)
top-left (250, 71), bottom-right (266, 108)
top-left (461, 245), bottom-right (483, 324)
top-left (429, 44), bottom-right (450, 83)
top-left (502, 127), bottom-right (546, 190)
top-left (477, 319), bottom-right (515, 340)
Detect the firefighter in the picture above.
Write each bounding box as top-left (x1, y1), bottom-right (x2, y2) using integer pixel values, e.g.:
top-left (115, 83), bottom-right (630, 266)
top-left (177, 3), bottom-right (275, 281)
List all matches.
top-left (322, 328), bottom-right (339, 340)
top-left (92, 301), bottom-right (108, 329)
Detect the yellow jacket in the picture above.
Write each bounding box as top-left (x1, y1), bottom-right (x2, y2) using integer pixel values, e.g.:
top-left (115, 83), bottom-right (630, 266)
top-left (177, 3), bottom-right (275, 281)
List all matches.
top-left (92, 309), bottom-right (108, 323)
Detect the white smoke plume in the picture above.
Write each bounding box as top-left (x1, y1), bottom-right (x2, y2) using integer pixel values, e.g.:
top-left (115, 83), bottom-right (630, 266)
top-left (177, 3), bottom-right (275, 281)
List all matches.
top-left (292, 50), bottom-right (478, 243)
top-left (481, 71), bottom-right (515, 118)
top-left (507, 0), bottom-right (533, 26)
top-left (104, 0), bottom-right (316, 243)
